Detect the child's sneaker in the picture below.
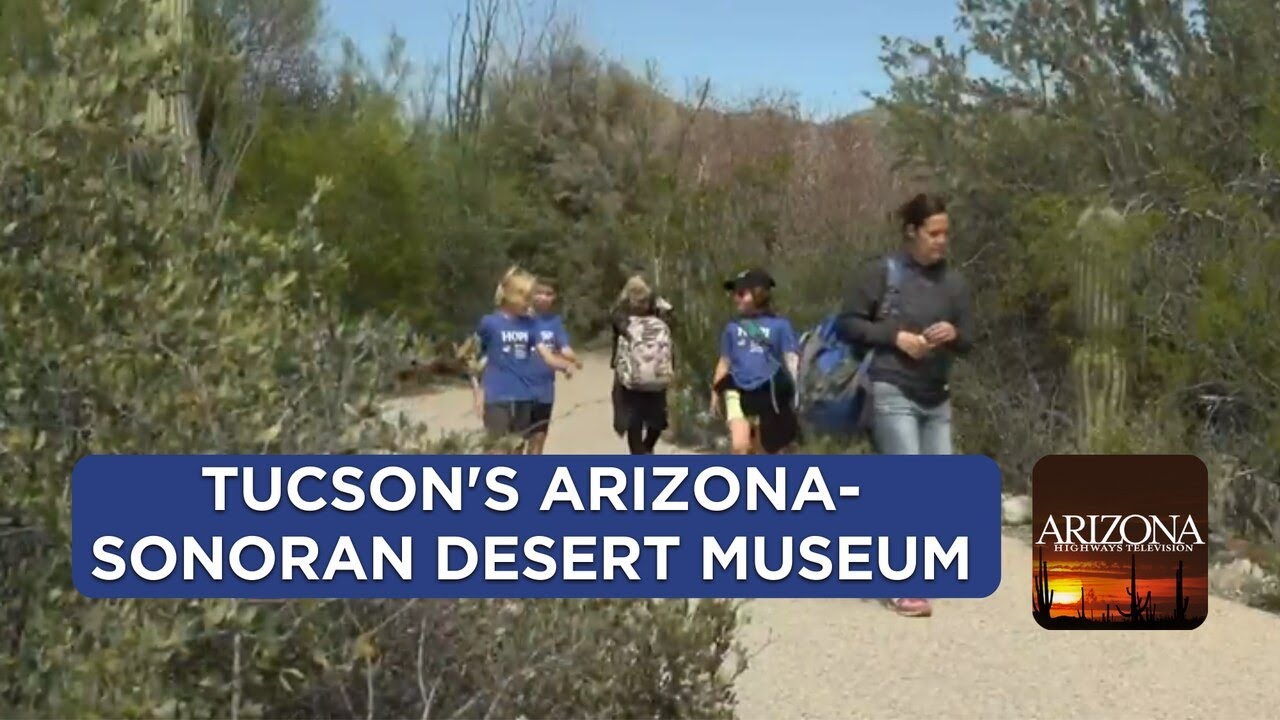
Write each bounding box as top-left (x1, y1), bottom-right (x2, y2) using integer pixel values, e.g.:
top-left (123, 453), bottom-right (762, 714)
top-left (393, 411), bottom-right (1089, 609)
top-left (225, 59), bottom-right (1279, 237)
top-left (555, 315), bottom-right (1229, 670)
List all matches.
top-left (886, 598), bottom-right (932, 617)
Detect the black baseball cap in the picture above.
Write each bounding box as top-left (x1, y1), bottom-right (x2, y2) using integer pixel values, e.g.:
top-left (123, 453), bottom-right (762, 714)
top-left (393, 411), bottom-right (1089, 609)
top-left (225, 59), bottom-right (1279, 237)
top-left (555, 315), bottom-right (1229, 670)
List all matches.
top-left (723, 268), bottom-right (776, 292)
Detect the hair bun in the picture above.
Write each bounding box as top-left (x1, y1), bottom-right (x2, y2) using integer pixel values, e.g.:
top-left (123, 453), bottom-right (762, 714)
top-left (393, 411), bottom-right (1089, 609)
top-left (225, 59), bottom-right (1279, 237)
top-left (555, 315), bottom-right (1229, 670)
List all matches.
top-left (898, 193), bottom-right (947, 229)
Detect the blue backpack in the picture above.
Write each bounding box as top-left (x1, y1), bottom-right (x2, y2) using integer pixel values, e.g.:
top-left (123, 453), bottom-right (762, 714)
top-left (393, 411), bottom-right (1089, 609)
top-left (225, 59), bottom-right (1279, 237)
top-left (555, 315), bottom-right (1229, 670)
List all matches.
top-left (795, 256), bottom-right (904, 439)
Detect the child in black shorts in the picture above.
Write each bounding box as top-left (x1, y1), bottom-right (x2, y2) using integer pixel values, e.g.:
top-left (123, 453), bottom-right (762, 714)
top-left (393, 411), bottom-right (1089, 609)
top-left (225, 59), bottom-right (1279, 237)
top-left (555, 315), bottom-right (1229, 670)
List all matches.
top-left (709, 268), bottom-right (801, 454)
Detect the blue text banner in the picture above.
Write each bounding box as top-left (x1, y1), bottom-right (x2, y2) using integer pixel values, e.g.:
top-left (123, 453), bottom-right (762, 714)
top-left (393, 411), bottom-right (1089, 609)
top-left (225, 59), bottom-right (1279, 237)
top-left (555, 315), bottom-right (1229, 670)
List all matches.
top-left (71, 454), bottom-right (1003, 599)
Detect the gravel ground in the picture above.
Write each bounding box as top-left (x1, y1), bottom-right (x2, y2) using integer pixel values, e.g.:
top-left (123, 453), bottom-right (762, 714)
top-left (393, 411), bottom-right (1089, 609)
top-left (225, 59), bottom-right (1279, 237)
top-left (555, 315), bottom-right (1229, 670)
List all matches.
top-left (387, 351), bottom-right (1280, 720)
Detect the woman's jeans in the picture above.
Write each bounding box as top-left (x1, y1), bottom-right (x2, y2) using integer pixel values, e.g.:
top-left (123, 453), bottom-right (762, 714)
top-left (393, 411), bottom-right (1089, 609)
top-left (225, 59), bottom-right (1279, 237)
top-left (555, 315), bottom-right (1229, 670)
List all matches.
top-left (870, 381), bottom-right (953, 455)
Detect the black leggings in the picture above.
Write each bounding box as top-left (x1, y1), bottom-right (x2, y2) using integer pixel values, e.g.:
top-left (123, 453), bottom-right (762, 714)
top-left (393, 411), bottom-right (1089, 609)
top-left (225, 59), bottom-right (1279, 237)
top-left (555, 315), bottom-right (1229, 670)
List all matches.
top-left (612, 381), bottom-right (668, 455)
top-left (627, 423), bottom-right (662, 454)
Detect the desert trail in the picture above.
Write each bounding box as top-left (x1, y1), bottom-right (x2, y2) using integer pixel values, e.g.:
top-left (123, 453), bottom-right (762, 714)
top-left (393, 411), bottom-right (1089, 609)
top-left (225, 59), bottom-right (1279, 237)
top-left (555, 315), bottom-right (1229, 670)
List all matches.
top-left (382, 351), bottom-right (1280, 720)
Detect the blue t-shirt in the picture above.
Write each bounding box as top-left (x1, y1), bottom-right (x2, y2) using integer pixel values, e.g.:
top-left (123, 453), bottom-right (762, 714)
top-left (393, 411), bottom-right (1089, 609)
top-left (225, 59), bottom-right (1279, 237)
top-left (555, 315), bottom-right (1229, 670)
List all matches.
top-left (719, 314), bottom-right (798, 391)
top-left (530, 313), bottom-right (571, 405)
top-left (476, 312), bottom-right (547, 403)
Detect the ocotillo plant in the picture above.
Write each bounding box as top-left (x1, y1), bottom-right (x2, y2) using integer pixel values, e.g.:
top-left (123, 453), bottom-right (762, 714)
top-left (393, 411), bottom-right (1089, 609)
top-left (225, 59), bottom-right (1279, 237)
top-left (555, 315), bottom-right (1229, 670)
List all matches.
top-left (1033, 547), bottom-right (1054, 622)
top-left (1174, 560), bottom-right (1191, 621)
top-left (1116, 553), bottom-right (1151, 623)
top-left (1070, 205), bottom-right (1131, 451)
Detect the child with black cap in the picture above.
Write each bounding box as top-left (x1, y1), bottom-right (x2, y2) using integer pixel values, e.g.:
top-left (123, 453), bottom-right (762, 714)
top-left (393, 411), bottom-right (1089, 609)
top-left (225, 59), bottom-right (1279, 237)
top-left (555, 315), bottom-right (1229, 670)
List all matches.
top-left (709, 268), bottom-right (801, 454)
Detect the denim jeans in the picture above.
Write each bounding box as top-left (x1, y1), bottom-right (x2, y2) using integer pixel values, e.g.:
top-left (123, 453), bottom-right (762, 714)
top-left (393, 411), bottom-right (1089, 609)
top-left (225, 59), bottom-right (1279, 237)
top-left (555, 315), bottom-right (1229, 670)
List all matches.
top-left (870, 381), bottom-right (953, 455)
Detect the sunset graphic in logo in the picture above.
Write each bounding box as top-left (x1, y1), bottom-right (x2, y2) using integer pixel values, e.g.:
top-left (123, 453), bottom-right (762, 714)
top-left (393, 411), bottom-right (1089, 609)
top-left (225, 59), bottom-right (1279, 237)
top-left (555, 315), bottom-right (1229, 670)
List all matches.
top-left (1031, 455), bottom-right (1208, 630)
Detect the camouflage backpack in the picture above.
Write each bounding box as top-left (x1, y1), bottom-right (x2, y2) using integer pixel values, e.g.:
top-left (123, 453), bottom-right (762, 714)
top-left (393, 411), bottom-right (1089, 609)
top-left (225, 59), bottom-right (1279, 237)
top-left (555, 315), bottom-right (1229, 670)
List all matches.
top-left (616, 315), bottom-right (675, 391)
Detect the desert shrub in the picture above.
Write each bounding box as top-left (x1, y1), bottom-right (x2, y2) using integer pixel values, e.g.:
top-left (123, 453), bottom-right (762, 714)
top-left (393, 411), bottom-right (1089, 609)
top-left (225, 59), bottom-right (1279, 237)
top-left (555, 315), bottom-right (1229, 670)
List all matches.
top-left (280, 598), bottom-right (744, 720)
top-left (0, 4), bottom-right (744, 718)
top-left (874, 0), bottom-right (1280, 530)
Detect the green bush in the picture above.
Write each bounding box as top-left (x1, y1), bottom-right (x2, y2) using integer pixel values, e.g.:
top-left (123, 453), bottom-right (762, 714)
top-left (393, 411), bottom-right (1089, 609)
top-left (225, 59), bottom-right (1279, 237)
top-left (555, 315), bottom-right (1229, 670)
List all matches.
top-left (875, 0), bottom-right (1280, 534)
top-left (0, 5), bottom-right (744, 718)
top-left (282, 598), bottom-right (745, 720)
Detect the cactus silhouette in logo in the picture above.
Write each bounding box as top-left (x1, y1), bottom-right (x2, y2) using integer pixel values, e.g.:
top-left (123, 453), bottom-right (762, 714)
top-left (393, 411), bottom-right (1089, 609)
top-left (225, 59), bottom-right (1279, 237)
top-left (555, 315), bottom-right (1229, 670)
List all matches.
top-left (1115, 553), bottom-right (1150, 623)
top-left (1174, 559), bottom-right (1191, 622)
top-left (1033, 547), bottom-right (1054, 622)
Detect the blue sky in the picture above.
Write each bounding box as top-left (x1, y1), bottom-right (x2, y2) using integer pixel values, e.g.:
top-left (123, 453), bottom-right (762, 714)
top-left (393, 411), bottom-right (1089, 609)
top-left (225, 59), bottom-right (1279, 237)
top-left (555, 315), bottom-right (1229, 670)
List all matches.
top-left (321, 0), bottom-right (992, 118)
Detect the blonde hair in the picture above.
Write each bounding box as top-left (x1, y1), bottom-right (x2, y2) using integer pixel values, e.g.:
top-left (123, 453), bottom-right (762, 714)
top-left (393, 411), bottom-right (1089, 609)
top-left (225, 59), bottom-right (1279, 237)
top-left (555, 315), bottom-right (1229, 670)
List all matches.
top-left (494, 265), bottom-right (536, 308)
top-left (618, 275), bottom-right (653, 310)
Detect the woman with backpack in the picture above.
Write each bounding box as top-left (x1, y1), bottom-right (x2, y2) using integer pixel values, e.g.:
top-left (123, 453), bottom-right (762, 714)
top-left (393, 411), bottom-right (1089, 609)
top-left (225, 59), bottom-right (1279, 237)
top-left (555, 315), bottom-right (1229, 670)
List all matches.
top-left (610, 275), bottom-right (675, 454)
top-left (835, 193), bottom-right (975, 618)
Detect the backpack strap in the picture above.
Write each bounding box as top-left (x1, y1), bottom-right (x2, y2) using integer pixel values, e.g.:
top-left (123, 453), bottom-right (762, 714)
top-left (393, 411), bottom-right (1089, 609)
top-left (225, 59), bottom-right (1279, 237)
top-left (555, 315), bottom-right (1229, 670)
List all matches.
top-left (739, 318), bottom-right (787, 388)
top-left (878, 254), bottom-right (905, 320)
top-left (855, 255), bottom-right (906, 378)
top-left (739, 318), bottom-right (773, 348)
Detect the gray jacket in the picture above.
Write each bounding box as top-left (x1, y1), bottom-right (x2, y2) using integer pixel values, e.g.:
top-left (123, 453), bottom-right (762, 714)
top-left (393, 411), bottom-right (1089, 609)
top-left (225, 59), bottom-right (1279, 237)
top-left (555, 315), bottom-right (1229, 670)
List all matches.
top-left (835, 251), bottom-right (974, 407)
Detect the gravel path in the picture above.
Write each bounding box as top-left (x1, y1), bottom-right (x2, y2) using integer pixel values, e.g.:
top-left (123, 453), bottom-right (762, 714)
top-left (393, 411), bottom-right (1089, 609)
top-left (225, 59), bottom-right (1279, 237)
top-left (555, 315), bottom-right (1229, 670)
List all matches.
top-left (384, 351), bottom-right (1280, 720)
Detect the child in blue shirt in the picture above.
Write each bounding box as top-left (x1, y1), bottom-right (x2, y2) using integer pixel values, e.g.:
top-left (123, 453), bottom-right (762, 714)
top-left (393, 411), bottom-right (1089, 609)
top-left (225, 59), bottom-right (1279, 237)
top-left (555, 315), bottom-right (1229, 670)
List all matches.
top-left (471, 268), bottom-right (575, 453)
top-left (526, 277), bottom-right (582, 454)
top-left (709, 268), bottom-right (801, 454)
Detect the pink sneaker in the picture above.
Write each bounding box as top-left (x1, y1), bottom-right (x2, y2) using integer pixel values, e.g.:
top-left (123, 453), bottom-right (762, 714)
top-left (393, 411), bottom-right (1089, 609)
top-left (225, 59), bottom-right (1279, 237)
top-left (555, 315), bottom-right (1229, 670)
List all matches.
top-left (887, 598), bottom-right (932, 617)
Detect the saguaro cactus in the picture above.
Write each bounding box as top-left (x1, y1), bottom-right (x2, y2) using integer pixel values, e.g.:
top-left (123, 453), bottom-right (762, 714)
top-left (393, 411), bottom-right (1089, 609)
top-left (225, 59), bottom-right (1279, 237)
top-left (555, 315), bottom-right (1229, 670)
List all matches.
top-left (1174, 559), bottom-right (1191, 621)
top-left (1077, 585), bottom-right (1086, 619)
top-left (1115, 553), bottom-right (1150, 623)
top-left (143, 0), bottom-right (201, 191)
top-left (1033, 547), bottom-right (1054, 622)
top-left (1070, 205), bottom-right (1131, 451)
